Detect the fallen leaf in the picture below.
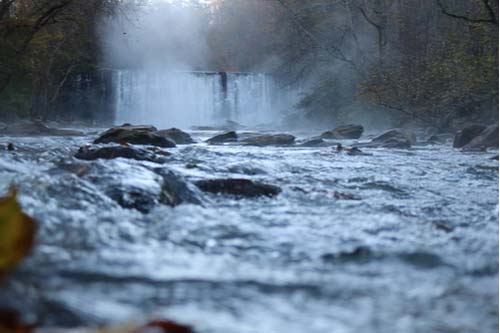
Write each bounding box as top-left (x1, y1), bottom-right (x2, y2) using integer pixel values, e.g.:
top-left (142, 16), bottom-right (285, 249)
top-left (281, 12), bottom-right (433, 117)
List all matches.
top-left (0, 189), bottom-right (36, 277)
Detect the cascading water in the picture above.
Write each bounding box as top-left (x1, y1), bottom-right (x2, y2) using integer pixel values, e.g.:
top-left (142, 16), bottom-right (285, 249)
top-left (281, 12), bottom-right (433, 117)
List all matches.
top-left (113, 70), bottom-right (283, 128)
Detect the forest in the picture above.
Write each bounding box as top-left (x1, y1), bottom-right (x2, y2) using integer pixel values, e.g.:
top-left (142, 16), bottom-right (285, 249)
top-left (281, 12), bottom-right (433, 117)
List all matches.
top-left (0, 1), bottom-right (498, 332)
top-left (0, 0), bottom-right (498, 130)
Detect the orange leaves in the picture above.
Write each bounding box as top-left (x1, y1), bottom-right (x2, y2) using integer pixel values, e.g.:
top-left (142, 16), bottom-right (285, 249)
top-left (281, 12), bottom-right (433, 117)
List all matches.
top-left (0, 189), bottom-right (36, 278)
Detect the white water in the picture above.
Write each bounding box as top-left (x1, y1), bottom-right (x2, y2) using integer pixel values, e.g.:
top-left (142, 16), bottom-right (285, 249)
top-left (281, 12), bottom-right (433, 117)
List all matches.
top-left (113, 70), bottom-right (287, 128)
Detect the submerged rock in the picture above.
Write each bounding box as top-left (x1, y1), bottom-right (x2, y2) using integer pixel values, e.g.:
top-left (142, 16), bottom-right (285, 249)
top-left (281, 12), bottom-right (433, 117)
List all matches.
top-left (156, 128), bottom-right (194, 144)
top-left (206, 131), bottom-right (238, 144)
top-left (75, 146), bottom-right (167, 163)
top-left (453, 124), bottom-right (486, 148)
top-left (94, 125), bottom-right (175, 147)
top-left (107, 186), bottom-right (157, 213)
top-left (320, 124), bottom-right (364, 140)
top-left (2, 121), bottom-right (83, 136)
top-left (462, 125), bottom-right (499, 150)
top-left (195, 178), bottom-right (281, 198)
top-left (241, 134), bottom-right (295, 146)
top-left (358, 129), bottom-right (415, 149)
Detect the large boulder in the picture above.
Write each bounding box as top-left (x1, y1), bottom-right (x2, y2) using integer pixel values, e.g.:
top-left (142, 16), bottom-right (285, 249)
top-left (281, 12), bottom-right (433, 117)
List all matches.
top-left (94, 125), bottom-right (176, 148)
top-left (241, 134), bottom-right (295, 146)
top-left (195, 179), bottom-right (281, 198)
top-left (358, 129), bottom-right (416, 149)
top-left (453, 124), bottom-right (487, 148)
top-left (156, 128), bottom-right (194, 144)
top-left (462, 125), bottom-right (499, 150)
top-left (75, 146), bottom-right (168, 163)
top-left (206, 131), bottom-right (238, 144)
top-left (320, 124), bottom-right (364, 140)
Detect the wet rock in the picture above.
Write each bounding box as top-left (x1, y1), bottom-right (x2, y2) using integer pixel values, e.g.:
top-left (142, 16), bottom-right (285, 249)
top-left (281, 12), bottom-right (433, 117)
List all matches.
top-left (2, 121), bottom-right (83, 136)
top-left (332, 191), bottom-right (362, 200)
top-left (490, 155), bottom-right (499, 160)
top-left (75, 146), bottom-right (167, 163)
top-left (462, 124), bottom-right (499, 150)
top-left (241, 134), bottom-right (295, 146)
top-left (206, 131), bottom-right (238, 144)
top-left (322, 246), bottom-right (374, 263)
top-left (335, 144), bottom-right (371, 156)
top-left (358, 129), bottom-right (415, 149)
top-left (399, 252), bottom-right (445, 269)
top-left (191, 120), bottom-right (245, 131)
top-left (156, 128), bottom-right (194, 144)
top-left (56, 161), bottom-right (91, 177)
top-left (320, 124), bottom-right (364, 140)
top-left (107, 186), bottom-right (157, 213)
top-left (297, 138), bottom-right (333, 147)
top-left (156, 169), bottom-right (202, 206)
top-left (195, 179), bottom-right (281, 198)
top-left (7, 143), bottom-right (14, 151)
top-left (453, 124), bottom-right (486, 148)
top-left (94, 125), bottom-right (175, 147)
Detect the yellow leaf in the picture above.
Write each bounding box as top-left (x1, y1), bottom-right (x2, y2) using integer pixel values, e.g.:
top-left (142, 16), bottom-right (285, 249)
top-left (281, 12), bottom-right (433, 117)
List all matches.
top-left (0, 189), bottom-right (36, 277)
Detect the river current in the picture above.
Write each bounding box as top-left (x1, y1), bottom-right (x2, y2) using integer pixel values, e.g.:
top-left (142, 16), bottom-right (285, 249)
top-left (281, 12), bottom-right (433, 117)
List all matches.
top-left (0, 129), bottom-right (498, 333)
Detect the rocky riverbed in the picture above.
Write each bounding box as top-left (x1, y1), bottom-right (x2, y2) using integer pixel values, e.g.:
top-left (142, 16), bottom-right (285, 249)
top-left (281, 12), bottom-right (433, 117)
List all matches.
top-left (0, 125), bottom-right (498, 333)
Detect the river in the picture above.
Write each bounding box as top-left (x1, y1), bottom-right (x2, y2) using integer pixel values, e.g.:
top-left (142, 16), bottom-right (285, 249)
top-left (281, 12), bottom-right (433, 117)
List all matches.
top-left (0, 129), bottom-right (498, 333)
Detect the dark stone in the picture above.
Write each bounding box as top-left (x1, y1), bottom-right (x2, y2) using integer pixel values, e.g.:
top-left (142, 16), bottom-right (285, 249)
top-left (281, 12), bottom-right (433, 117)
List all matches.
top-left (7, 143), bottom-right (14, 151)
top-left (491, 155), bottom-right (499, 160)
top-left (241, 134), bottom-right (295, 146)
top-left (322, 246), bottom-right (374, 263)
top-left (155, 169), bottom-right (202, 206)
top-left (75, 146), bottom-right (167, 163)
top-left (462, 125), bottom-right (499, 150)
top-left (399, 252), bottom-right (445, 269)
top-left (297, 138), bottom-right (334, 147)
top-left (206, 131), bottom-right (238, 144)
top-left (94, 125), bottom-right (175, 147)
top-left (195, 178), bottom-right (281, 198)
top-left (357, 129), bottom-right (415, 149)
top-left (107, 187), bottom-right (157, 213)
top-left (453, 124), bottom-right (487, 148)
top-left (156, 128), bottom-right (194, 144)
top-left (320, 124), bottom-right (364, 140)
top-left (2, 121), bottom-right (83, 136)
top-left (332, 191), bottom-right (362, 200)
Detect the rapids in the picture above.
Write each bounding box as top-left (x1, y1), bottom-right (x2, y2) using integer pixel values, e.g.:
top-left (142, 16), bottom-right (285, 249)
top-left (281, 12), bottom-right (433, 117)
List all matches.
top-left (0, 129), bottom-right (498, 333)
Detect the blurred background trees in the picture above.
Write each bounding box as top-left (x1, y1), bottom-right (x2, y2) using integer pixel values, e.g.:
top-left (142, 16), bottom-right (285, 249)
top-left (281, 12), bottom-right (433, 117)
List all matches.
top-left (0, 0), bottom-right (498, 129)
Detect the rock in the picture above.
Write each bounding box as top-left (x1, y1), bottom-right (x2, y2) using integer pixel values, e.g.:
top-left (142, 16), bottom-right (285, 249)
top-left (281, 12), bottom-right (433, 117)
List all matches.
top-left (491, 155), bottom-right (499, 160)
top-left (75, 146), bottom-right (167, 163)
top-left (107, 186), bottom-right (157, 213)
top-left (155, 169), bottom-right (202, 206)
top-left (320, 124), bottom-right (364, 140)
top-left (191, 120), bottom-right (245, 131)
top-left (462, 125), bottom-right (499, 150)
top-left (7, 143), bottom-right (14, 151)
top-left (358, 129), bottom-right (415, 149)
top-left (156, 128), bottom-right (194, 144)
top-left (195, 179), bottom-right (281, 198)
top-left (94, 125), bottom-right (175, 147)
top-left (206, 131), bottom-right (238, 144)
top-left (2, 121), bottom-right (83, 136)
top-left (453, 124), bottom-right (486, 148)
top-left (241, 134), bottom-right (295, 146)
top-left (297, 138), bottom-right (334, 147)
top-left (332, 191), bottom-right (361, 200)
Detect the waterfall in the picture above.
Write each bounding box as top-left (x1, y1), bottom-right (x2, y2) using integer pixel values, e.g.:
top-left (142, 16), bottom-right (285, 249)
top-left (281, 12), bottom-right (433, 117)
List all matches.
top-left (112, 70), bottom-right (282, 129)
